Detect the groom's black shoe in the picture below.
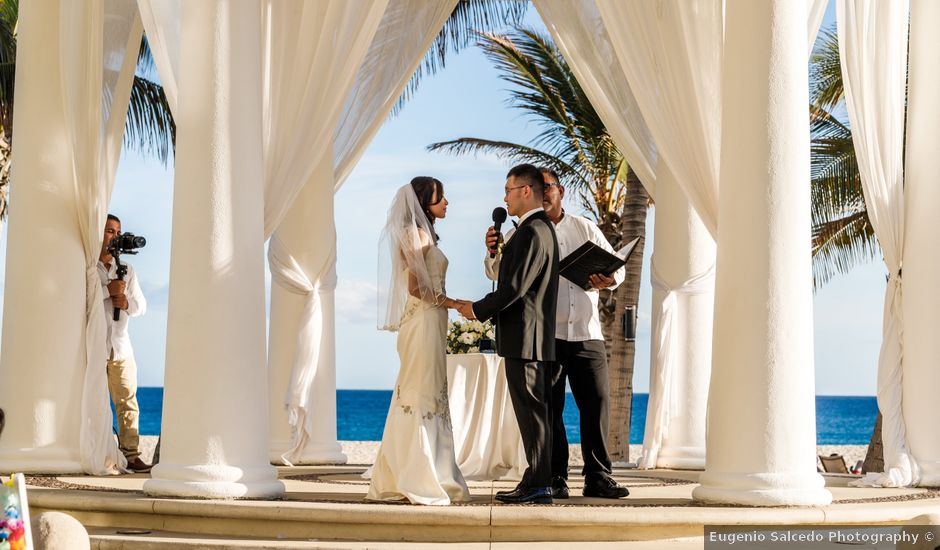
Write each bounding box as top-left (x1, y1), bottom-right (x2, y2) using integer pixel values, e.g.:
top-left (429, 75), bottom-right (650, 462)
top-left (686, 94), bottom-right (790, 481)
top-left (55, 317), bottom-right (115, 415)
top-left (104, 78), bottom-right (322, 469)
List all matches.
top-left (495, 486), bottom-right (553, 504)
top-left (582, 476), bottom-right (630, 499)
top-left (496, 483), bottom-right (522, 497)
top-left (551, 476), bottom-right (569, 499)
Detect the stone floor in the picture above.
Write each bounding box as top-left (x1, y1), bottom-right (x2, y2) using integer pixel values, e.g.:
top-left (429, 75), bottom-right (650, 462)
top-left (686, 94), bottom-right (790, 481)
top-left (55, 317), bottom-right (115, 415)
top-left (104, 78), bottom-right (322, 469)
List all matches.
top-left (20, 464), bottom-right (940, 549)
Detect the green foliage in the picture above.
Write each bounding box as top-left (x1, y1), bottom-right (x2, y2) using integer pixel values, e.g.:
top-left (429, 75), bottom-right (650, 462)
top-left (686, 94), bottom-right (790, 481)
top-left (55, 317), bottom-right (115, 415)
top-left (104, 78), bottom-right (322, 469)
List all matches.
top-left (427, 28), bottom-right (630, 224)
top-left (809, 25), bottom-right (879, 288)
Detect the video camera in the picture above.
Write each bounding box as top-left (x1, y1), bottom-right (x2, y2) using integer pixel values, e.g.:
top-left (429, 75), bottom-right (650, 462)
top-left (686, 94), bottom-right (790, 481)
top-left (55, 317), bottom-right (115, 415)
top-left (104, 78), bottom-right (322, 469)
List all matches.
top-left (108, 232), bottom-right (146, 321)
top-left (107, 232), bottom-right (146, 256)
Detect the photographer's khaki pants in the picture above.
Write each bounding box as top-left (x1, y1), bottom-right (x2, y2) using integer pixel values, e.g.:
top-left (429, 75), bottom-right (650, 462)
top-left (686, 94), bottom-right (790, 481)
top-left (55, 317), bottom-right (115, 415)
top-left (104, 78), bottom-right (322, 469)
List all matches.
top-left (107, 353), bottom-right (140, 460)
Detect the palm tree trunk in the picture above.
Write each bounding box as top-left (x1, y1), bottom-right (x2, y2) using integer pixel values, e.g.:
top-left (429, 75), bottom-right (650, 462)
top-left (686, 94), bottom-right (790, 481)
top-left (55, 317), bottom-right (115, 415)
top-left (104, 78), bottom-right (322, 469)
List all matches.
top-left (862, 412), bottom-right (884, 474)
top-left (600, 171), bottom-right (649, 461)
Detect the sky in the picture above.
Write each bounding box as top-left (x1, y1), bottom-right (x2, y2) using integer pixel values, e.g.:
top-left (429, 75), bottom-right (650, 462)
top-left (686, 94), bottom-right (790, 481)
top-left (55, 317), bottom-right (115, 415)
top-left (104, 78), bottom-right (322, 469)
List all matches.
top-left (0, 1), bottom-right (887, 395)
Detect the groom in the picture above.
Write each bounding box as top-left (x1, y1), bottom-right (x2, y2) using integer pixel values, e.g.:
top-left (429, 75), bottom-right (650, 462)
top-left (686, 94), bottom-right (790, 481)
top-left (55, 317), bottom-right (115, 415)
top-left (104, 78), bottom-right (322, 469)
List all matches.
top-left (457, 164), bottom-right (559, 504)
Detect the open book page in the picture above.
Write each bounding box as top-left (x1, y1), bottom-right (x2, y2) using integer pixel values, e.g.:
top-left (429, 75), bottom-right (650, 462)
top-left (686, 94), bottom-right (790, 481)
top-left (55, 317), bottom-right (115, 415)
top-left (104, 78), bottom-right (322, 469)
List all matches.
top-left (559, 237), bottom-right (640, 290)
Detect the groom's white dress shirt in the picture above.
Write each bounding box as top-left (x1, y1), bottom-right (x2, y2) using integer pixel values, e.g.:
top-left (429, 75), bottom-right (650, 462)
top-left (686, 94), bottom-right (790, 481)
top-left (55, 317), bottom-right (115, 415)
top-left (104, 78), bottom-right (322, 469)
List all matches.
top-left (485, 212), bottom-right (624, 342)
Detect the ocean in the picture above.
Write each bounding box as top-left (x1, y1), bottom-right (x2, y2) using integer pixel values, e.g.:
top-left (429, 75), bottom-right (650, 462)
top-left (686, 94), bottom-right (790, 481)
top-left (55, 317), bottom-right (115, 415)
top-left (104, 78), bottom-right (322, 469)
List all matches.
top-left (132, 388), bottom-right (878, 445)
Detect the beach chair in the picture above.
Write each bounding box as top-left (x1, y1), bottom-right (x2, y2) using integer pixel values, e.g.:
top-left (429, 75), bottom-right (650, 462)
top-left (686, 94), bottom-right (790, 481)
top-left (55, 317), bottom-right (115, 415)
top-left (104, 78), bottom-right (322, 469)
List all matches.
top-left (818, 453), bottom-right (849, 474)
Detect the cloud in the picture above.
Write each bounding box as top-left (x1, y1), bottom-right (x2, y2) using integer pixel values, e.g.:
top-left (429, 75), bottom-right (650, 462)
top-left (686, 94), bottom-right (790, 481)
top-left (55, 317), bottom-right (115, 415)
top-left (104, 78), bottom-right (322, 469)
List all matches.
top-left (139, 280), bottom-right (169, 311)
top-left (335, 278), bottom-right (379, 324)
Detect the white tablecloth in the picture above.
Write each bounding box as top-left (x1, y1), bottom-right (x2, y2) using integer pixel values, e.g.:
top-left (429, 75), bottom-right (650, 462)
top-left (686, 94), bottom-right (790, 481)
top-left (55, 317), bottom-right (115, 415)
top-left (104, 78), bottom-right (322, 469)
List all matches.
top-left (446, 353), bottom-right (527, 481)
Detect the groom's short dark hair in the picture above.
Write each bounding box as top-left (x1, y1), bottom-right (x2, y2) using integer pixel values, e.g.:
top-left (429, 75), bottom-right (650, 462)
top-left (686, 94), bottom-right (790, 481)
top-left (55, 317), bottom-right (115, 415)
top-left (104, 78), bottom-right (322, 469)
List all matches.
top-left (506, 164), bottom-right (545, 198)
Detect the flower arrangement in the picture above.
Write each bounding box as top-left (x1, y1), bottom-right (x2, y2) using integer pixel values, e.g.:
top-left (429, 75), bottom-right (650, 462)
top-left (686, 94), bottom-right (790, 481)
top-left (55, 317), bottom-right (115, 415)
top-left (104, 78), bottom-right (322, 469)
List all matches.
top-left (0, 475), bottom-right (29, 550)
top-left (447, 319), bottom-right (495, 354)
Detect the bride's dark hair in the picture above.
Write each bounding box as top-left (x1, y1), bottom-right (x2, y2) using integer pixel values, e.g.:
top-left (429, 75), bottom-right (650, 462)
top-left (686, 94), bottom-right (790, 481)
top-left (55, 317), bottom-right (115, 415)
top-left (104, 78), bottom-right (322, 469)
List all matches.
top-left (410, 176), bottom-right (443, 241)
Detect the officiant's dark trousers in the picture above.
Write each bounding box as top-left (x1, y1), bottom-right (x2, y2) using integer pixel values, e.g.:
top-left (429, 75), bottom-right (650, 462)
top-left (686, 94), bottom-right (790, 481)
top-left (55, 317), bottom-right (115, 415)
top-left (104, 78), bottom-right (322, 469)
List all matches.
top-left (550, 339), bottom-right (613, 481)
top-left (505, 358), bottom-right (552, 488)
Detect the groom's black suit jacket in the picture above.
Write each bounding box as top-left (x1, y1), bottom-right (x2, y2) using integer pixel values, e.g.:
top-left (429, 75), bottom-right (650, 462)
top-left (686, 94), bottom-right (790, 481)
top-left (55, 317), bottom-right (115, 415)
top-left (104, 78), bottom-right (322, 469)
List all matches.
top-left (473, 210), bottom-right (559, 362)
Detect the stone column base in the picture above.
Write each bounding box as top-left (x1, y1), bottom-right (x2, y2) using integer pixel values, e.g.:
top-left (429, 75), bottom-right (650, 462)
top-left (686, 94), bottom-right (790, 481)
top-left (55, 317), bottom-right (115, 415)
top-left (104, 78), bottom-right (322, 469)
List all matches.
top-left (0, 448), bottom-right (82, 474)
top-left (693, 471), bottom-right (832, 506)
top-left (144, 463), bottom-right (284, 499)
top-left (656, 446), bottom-right (705, 470)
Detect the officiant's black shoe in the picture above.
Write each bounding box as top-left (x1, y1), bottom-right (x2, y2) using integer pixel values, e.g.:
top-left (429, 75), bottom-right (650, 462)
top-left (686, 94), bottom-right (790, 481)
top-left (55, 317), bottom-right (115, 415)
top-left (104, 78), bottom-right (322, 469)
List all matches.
top-left (582, 476), bottom-right (629, 499)
top-left (495, 486), bottom-right (553, 505)
top-left (551, 476), bottom-right (569, 499)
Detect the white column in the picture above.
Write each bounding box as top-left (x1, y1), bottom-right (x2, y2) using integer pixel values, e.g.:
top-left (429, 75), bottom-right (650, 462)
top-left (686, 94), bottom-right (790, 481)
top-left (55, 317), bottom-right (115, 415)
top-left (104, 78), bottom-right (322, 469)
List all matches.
top-left (268, 150), bottom-right (346, 465)
top-left (648, 171), bottom-right (714, 470)
top-left (0, 0), bottom-right (85, 473)
top-left (143, 0), bottom-right (282, 499)
top-left (692, 0), bottom-right (831, 506)
top-left (902, 0), bottom-right (940, 488)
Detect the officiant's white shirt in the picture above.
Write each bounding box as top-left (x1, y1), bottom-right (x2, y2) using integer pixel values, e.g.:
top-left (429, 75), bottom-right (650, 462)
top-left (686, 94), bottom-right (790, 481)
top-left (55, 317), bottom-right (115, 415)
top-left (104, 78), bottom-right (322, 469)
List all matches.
top-left (484, 212), bottom-right (624, 342)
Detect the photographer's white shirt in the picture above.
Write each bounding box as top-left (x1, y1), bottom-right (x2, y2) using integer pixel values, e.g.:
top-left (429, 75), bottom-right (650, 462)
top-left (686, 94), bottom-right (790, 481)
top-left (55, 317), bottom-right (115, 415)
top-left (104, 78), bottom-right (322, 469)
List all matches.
top-left (97, 260), bottom-right (147, 361)
top-left (484, 213), bottom-right (624, 342)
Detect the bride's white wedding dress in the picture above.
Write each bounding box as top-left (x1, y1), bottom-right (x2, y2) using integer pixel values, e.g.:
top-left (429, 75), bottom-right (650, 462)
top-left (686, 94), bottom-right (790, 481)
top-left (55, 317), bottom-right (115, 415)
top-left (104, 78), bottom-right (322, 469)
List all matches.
top-left (366, 246), bottom-right (471, 505)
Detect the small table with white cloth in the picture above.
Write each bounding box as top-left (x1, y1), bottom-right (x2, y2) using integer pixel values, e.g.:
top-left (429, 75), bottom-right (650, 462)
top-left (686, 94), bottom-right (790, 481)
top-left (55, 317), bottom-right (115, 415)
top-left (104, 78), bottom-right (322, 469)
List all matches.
top-left (446, 352), bottom-right (527, 481)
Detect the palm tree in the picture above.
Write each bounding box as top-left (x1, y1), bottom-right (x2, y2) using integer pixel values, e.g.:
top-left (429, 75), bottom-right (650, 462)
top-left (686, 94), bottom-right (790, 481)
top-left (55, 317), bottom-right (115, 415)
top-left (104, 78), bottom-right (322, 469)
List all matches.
top-left (809, 26), bottom-right (885, 472)
top-left (0, 0), bottom-right (175, 221)
top-left (428, 28), bottom-right (650, 461)
top-left (809, 28), bottom-right (878, 289)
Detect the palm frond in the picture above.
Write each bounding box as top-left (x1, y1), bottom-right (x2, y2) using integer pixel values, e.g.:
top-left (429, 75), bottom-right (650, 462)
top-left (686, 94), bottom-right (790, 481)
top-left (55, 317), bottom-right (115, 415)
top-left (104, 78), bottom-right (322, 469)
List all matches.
top-left (812, 210), bottom-right (880, 288)
top-left (810, 26), bottom-right (844, 116)
top-left (392, 0), bottom-right (527, 115)
top-left (137, 34), bottom-right (155, 75)
top-left (809, 101), bottom-right (879, 287)
top-left (427, 137), bottom-right (592, 190)
top-left (124, 75), bottom-right (175, 165)
top-left (477, 29), bottom-right (603, 180)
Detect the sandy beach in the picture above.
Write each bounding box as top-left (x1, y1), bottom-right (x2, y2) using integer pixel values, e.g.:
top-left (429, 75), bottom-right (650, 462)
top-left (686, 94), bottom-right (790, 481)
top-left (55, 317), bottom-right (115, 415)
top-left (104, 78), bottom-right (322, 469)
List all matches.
top-left (138, 436), bottom-right (867, 470)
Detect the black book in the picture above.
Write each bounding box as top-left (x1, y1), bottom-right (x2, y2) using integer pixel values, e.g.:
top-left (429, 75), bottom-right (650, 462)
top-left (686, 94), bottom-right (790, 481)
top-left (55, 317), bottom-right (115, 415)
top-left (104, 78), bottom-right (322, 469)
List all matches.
top-left (558, 237), bottom-right (640, 290)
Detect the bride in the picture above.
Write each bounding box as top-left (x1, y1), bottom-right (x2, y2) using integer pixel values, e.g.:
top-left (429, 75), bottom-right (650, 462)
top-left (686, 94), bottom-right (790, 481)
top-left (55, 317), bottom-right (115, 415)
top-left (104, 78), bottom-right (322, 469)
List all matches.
top-left (366, 177), bottom-right (471, 505)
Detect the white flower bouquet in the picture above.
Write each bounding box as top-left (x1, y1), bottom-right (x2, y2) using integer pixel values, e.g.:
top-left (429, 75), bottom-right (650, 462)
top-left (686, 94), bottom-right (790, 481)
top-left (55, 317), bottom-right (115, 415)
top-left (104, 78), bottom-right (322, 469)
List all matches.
top-left (446, 319), bottom-right (495, 354)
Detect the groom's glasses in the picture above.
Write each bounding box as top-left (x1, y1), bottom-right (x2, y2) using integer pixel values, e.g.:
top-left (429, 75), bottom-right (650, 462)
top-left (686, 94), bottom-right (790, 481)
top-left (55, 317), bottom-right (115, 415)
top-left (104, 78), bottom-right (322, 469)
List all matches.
top-left (504, 184), bottom-right (529, 197)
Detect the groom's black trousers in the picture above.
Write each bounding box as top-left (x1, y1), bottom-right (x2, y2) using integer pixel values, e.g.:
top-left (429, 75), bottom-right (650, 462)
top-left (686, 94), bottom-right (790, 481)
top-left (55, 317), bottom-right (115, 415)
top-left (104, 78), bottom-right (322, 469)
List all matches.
top-left (550, 339), bottom-right (613, 482)
top-left (504, 358), bottom-right (553, 488)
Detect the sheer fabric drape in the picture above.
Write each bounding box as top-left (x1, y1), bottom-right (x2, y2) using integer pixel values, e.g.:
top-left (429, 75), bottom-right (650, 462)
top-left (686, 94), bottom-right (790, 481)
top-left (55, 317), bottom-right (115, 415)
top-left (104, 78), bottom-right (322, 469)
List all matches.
top-left (258, 1), bottom-right (387, 465)
top-left (539, 0), bottom-right (826, 469)
top-left (136, 0), bottom-right (179, 114)
top-left (333, 0), bottom-right (458, 190)
top-left (596, 0), bottom-right (722, 236)
top-left (533, 0), bottom-right (658, 197)
top-left (837, 0), bottom-right (915, 488)
top-left (61, 0), bottom-right (141, 475)
top-left (137, 0), bottom-right (459, 463)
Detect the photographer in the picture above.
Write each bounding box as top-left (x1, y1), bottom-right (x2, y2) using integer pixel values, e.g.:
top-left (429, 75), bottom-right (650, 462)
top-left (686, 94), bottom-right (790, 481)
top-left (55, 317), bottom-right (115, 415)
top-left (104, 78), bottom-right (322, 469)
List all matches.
top-left (98, 214), bottom-right (149, 473)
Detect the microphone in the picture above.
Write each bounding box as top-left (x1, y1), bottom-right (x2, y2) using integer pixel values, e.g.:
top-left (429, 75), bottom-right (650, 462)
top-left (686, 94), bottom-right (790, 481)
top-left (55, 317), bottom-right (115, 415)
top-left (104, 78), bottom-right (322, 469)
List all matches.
top-left (490, 207), bottom-right (507, 259)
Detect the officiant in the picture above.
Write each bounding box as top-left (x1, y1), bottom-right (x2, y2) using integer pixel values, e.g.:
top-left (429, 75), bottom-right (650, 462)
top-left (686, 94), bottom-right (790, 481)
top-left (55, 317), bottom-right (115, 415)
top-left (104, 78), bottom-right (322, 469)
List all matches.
top-left (483, 167), bottom-right (630, 500)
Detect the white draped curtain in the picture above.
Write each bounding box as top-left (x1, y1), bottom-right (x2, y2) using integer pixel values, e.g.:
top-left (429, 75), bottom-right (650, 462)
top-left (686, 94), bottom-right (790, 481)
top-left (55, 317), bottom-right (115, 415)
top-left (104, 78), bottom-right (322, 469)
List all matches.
top-left (275, 0), bottom-right (459, 463)
top-left (333, 0), bottom-right (459, 190)
top-left (837, 0), bottom-right (916, 488)
top-left (596, 0), bottom-right (722, 237)
top-left (136, 0), bottom-right (179, 114)
top-left (61, 0), bottom-right (141, 475)
top-left (138, 0), bottom-right (459, 463)
top-left (535, 0), bottom-right (703, 469)
top-left (533, 0), bottom-right (658, 198)
top-left (545, 0), bottom-right (824, 469)
top-left (261, 0), bottom-right (388, 465)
